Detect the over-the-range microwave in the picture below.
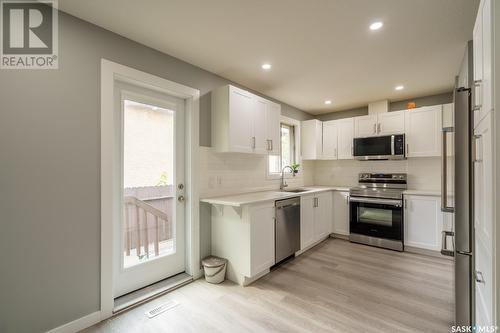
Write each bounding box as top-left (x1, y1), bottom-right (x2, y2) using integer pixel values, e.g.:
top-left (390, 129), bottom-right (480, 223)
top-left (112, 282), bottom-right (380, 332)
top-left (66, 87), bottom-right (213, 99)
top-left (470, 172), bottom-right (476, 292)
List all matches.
top-left (353, 134), bottom-right (406, 160)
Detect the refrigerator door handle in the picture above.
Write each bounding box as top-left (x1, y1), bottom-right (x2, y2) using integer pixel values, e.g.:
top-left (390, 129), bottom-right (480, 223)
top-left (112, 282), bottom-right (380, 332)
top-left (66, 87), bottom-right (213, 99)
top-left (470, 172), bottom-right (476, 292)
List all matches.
top-left (441, 127), bottom-right (454, 213)
top-left (441, 230), bottom-right (455, 257)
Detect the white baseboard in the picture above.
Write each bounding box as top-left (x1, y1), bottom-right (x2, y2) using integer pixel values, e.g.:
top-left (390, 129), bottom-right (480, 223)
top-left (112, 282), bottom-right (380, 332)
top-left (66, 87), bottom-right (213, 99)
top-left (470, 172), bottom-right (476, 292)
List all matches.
top-left (46, 311), bottom-right (101, 333)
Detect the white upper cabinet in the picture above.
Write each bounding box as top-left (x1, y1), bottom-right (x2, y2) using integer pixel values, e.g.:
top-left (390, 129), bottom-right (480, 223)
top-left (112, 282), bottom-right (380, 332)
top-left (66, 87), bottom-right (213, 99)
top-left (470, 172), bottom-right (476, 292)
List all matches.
top-left (377, 110), bottom-right (406, 135)
top-left (405, 105), bottom-right (442, 157)
top-left (473, 0), bottom-right (493, 128)
top-left (301, 119), bottom-right (323, 160)
top-left (212, 85), bottom-right (280, 154)
top-left (266, 101), bottom-right (281, 155)
top-left (354, 115), bottom-right (378, 137)
top-left (322, 120), bottom-right (338, 160)
top-left (337, 118), bottom-right (354, 159)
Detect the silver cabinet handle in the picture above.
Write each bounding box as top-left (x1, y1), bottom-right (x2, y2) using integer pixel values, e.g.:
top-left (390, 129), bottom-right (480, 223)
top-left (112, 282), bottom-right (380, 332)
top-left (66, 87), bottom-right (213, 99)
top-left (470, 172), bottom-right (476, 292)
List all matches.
top-left (377, 123), bottom-right (381, 133)
top-left (252, 136), bottom-right (256, 149)
top-left (475, 270), bottom-right (485, 284)
top-left (334, 148), bottom-right (337, 158)
top-left (270, 139), bottom-right (273, 152)
top-left (373, 123), bottom-right (376, 134)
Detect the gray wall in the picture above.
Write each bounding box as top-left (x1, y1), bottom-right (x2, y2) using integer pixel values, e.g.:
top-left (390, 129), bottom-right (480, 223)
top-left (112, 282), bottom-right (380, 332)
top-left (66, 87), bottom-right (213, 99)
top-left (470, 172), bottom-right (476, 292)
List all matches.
top-left (316, 92), bottom-right (453, 121)
top-left (0, 11), bottom-right (311, 333)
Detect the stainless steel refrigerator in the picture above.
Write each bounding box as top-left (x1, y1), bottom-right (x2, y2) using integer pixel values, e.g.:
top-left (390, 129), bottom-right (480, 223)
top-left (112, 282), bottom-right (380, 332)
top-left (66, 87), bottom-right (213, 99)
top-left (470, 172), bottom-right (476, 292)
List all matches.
top-left (441, 40), bottom-right (474, 326)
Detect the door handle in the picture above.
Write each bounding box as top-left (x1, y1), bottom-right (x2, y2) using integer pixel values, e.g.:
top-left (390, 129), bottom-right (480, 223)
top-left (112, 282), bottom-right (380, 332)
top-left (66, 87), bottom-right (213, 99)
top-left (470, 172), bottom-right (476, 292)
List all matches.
top-left (178, 195), bottom-right (186, 203)
top-left (441, 128), bottom-right (454, 212)
top-left (440, 231), bottom-right (455, 257)
top-left (475, 270), bottom-right (485, 284)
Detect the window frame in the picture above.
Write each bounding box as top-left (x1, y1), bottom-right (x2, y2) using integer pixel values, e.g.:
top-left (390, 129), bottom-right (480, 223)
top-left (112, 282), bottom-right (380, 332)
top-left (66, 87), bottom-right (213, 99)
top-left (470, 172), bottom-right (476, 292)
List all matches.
top-left (267, 115), bottom-right (302, 180)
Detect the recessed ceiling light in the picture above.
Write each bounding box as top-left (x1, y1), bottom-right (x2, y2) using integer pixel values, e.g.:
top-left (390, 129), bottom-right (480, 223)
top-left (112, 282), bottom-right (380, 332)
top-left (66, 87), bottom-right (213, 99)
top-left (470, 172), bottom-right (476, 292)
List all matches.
top-left (324, 100), bottom-right (332, 105)
top-left (261, 63), bottom-right (272, 70)
top-left (369, 21), bottom-right (384, 31)
top-left (395, 85), bottom-right (404, 91)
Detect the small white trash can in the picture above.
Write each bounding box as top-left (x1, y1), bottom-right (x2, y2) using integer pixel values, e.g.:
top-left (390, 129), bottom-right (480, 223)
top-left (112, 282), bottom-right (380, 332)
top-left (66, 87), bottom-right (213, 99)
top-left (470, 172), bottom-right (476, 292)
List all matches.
top-left (201, 256), bottom-right (227, 284)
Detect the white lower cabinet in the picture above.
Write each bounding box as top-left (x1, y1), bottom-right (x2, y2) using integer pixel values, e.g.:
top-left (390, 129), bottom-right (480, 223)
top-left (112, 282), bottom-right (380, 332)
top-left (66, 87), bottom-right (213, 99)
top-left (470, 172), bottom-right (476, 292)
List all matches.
top-left (404, 195), bottom-right (443, 251)
top-left (300, 192), bottom-right (332, 250)
top-left (211, 201), bottom-right (275, 285)
top-left (332, 191), bottom-right (349, 236)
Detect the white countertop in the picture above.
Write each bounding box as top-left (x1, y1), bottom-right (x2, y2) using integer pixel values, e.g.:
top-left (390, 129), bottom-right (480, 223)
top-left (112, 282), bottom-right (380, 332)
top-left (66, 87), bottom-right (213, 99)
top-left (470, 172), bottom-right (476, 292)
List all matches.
top-left (403, 190), bottom-right (441, 196)
top-left (200, 186), bottom-right (350, 207)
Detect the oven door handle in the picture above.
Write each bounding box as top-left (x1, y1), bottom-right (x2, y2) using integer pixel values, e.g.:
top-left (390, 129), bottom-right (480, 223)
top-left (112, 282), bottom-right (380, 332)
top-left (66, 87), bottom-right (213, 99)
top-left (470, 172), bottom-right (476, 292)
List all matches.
top-left (349, 197), bottom-right (402, 207)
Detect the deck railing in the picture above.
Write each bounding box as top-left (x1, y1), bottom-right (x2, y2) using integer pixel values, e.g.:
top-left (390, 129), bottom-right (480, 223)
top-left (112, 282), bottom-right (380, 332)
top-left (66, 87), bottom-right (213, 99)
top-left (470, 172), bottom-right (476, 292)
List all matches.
top-left (123, 195), bottom-right (171, 258)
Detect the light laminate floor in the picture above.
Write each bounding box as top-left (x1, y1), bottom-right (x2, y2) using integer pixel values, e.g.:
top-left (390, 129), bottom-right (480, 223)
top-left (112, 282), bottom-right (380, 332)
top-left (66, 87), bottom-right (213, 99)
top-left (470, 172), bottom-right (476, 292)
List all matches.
top-left (83, 238), bottom-right (454, 333)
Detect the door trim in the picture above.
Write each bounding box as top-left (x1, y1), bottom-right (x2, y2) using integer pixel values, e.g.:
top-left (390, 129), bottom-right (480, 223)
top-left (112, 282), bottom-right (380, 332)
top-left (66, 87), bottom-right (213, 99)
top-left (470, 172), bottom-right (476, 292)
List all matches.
top-left (100, 59), bottom-right (200, 319)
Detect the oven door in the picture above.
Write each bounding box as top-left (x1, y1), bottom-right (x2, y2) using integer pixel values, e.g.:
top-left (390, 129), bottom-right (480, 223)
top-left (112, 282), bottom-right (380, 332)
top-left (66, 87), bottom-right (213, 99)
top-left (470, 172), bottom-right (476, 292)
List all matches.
top-left (349, 197), bottom-right (403, 241)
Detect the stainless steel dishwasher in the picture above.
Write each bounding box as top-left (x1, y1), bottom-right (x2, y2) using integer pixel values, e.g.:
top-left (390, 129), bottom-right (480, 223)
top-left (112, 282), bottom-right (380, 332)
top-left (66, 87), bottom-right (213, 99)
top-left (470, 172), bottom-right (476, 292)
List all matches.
top-left (275, 197), bottom-right (301, 263)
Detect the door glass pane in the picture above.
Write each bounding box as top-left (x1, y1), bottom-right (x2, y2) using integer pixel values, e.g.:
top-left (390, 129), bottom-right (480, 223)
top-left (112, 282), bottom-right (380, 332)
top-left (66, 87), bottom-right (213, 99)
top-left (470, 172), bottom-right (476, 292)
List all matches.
top-left (357, 206), bottom-right (393, 226)
top-left (122, 99), bottom-right (175, 268)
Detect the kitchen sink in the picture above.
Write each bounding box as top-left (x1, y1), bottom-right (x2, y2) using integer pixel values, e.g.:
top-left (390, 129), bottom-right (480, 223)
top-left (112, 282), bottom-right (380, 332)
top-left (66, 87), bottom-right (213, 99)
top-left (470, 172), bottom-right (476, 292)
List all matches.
top-left (283, 188), bottom-right (312, 193)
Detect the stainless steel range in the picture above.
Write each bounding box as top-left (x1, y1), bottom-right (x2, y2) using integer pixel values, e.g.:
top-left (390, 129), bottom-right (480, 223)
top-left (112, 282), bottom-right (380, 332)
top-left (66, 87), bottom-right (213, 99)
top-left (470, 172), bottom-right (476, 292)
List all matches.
top-left (349, 173), bottom-right (407, 251)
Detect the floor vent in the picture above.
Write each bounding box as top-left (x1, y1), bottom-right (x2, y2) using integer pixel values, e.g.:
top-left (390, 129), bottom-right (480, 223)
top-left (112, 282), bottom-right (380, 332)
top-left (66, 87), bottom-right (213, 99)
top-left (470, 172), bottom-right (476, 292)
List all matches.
top-left (145, 300), bottom-right (179, 318)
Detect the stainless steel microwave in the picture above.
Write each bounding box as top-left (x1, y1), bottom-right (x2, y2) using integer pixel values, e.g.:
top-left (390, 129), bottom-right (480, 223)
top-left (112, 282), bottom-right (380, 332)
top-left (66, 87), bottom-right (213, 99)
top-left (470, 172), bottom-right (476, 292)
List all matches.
top-left (353, 134), bottom-right (406, 160)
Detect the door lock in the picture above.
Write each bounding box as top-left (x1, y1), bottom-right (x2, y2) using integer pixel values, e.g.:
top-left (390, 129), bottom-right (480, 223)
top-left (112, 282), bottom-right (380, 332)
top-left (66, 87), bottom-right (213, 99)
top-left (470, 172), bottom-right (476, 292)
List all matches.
top-left (178, 184), bottom-right (184, 190)
top-left (178, 195), bottom-right (186, 203)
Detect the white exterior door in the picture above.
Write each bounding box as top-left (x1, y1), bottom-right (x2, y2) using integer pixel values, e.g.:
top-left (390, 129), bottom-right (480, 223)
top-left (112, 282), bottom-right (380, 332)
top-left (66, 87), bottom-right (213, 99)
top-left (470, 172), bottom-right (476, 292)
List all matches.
top-left (114, 83), bottom-right (186, 298)
top-left (337, 118), bottom-right (354, 159)
top-left (473, 113), bottom-right (494, 327)
top-left (354, 115), bottom-right (377, 137)
top-left (322, 121), bottom-right (338, 159)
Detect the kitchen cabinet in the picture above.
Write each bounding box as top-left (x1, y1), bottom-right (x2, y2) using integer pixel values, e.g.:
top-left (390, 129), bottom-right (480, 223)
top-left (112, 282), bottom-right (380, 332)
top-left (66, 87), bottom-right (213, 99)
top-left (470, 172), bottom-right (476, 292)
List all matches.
top-left (300, 191), bottom-right (332, 250)
top-left (337, 118), bottom-right (354, 159)
top-left (301, 119), bottom-right (323, 160)
top-left (211, 201), bottom-right (275, 285)
top-left (266, 101), bottom-right (281, 155)
top-left (212, 85), bottom-right (280, 154)
top-left (404, 195), bottom-right (443, 251)
top-left (322, 120), bottom-right (338, 159)
top-left (354, 115), bottom-right (378, 137)
top-left (473, 0), bottom-right (493, 129)
top-left (377, 110), bottom-right (406, 135)
top-left (354, 112), bottom-right (404, 138)
top-left (473, 112), bottom-right (494, 327)
top-left (405, 105), bottom-right (442, 157)
top-left (332, 191), bottom-right (349, 236)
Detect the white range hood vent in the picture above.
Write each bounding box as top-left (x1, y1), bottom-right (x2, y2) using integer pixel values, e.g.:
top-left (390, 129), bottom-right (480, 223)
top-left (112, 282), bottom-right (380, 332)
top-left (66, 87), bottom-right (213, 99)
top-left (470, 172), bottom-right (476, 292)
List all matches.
top-left (368, 100), bottom-right (389, 115)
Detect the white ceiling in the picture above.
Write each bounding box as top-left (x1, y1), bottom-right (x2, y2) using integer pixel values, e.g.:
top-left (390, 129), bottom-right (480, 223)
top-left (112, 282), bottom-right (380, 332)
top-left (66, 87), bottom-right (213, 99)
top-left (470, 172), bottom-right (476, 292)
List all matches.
top-left (59, 0), bottom-right (479, 114)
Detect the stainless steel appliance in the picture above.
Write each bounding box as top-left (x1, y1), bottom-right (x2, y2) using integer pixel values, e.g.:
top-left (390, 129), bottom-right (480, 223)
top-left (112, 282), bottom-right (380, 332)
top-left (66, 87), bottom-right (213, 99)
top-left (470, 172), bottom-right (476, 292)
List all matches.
top-left (353, 134), bottom-right (406, 160)
top-left (275, 197), bottom-right (300, 263)
top-left (442, 40), bottom-right (475, 326)
top-left (349, 173), bottom-right (406, 251)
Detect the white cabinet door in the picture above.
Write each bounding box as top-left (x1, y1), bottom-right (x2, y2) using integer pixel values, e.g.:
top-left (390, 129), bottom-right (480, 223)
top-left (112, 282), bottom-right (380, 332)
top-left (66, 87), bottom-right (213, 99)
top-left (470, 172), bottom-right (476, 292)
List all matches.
top-left (337, 118), bottom-right (354, 159)
top-left (332, 191), bottom-right (349, 235)
top-left (474, 0), bottom-right (492, 129)
top-left (314, 192), bottom-right (333, 240)
top-left (473, 112), bottom-right (494, 327)
top-left (253, 98), bottom-right (268, 154)
top-left (301, 119), bottom-right (323, 160)
top-left (249, 203), bottom-right (275, 276)
top-left (404, 195), bottom-right (442, 251)
top-left (377, 110), bottom-right (406, 135)
top-left (228, 87), bottom-right (254, 153)
top-left (266, 101), bottom-right (281, 155)
top-left (322, 121), bottom-right (338, 160)
top-left (354, 115), bottom-right (377, 137)
top-left (300, 195), bottom-right (315, 250)
top-left (405, 106), bottom-right (442, 157)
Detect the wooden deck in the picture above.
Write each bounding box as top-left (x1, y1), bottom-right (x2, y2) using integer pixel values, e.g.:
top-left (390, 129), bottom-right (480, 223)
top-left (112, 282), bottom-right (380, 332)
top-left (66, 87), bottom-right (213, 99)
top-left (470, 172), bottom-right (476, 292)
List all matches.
top-left (83, 238), bottom-right (454, 333)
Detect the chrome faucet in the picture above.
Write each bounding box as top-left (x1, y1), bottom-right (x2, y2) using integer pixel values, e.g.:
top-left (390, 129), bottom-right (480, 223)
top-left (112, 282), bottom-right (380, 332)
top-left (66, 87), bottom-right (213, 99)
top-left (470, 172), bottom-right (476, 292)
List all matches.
top-left (280, 165), bottom-right (296, 191)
